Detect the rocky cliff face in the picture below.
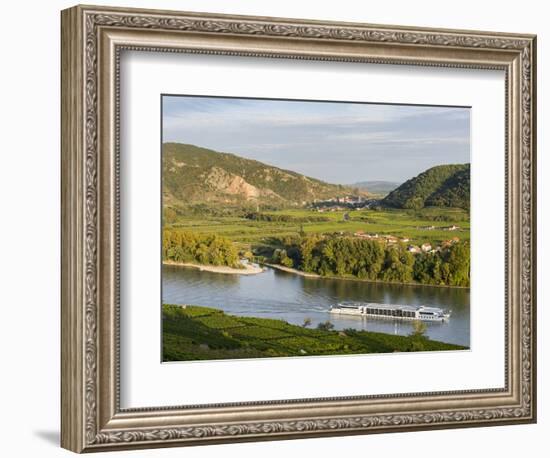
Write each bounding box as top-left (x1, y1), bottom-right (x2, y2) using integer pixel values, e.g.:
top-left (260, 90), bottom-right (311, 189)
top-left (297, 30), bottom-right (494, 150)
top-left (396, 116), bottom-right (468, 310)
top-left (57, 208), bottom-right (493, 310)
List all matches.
top-left (162, 142), bottom-right (361, 207)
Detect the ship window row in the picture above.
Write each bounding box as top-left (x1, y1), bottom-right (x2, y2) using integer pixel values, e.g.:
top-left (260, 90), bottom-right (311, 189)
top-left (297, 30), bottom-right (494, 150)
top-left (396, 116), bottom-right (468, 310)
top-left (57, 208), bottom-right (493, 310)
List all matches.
top-left (365, 308), bottom-right (416, 318)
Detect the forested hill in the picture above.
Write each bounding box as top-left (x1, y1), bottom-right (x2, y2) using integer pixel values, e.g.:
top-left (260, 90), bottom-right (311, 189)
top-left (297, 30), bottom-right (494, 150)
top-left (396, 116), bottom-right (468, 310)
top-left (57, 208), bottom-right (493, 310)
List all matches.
top-left (163, 143), bottom-right (362, 207)
top-left (382, 164), bottom-right (470, 210)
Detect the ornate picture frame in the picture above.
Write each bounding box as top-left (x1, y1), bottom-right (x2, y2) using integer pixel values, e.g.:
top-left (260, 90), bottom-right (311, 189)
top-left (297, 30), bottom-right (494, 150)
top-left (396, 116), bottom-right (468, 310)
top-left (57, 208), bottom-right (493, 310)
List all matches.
top-left (61, 4), bottom-right (536, 453)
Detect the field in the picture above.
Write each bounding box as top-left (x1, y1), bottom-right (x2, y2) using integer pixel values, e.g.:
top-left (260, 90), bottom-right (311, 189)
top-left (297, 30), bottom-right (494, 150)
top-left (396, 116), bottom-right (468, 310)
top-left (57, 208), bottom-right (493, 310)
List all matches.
top-left (166, 206), bottom-right (470, 253)
top-left (162, 304), bottom-right (466, 361)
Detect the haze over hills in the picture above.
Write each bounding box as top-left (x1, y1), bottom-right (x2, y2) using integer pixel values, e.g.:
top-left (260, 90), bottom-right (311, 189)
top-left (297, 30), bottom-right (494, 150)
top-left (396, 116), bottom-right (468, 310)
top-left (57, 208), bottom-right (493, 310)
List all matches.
top-left (351, 180), bottom-right (401, 196)
top-left (162, 143), bottom-right (363, 207)
top-left (382, 164), bottom-right (470, 210)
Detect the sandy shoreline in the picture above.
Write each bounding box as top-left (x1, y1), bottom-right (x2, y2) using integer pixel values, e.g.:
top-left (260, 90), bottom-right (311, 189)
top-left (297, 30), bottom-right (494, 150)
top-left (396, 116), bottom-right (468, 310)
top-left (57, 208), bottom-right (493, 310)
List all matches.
top-left (163, 260), bottom-right (468, 288)
top-left (163, 260), bottom-right (265, 275)
top-left (262, 263), bottom-right (321, 278)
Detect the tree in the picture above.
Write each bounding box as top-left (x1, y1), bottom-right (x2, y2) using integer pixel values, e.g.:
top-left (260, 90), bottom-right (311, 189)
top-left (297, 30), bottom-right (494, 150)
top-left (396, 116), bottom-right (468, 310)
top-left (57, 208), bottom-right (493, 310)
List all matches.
top-left (302, 318), bottom-right (312, 328)
top-left (163, 207), bottom-right (177, 224)
top-left (410, 320), bottom-right (427, 337)
top-left (162, 229), bottom-right (241, 268)
top-left (445, 241), bottom-right (470, 286)
top-left (279, 250), bottom-right (294, 268)
top-left (299, 234), bottom-right (322, 272)
top-left (195, 243), bottom-right (210, 265)
top-left (361, 240), bottom-right (384, 280)
top-left (272, 248), bottom-right (294, 267)
top-left (317, 321), bottom-right (335, 331)
top-left (409, 320), bottom-right (428, 352)
top-left (380, 245), bottom-right (414, 283)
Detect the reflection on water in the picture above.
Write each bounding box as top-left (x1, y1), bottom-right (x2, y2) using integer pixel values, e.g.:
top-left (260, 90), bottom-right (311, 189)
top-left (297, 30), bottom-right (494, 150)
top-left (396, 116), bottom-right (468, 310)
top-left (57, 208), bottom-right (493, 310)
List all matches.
top-left (162, 265), bottom-right (470, 346)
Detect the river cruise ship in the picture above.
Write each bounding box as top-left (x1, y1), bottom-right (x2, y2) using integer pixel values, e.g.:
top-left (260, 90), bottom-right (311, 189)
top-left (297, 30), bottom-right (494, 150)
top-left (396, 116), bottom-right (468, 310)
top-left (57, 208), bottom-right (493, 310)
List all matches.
top-left (330, 302), bottom-right (450, 322)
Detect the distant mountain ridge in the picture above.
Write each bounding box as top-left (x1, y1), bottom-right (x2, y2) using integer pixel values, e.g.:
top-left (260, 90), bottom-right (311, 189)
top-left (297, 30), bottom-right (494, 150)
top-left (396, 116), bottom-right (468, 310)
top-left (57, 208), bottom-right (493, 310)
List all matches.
top-left (382, 164), bottom-right (470, 210)
top-left (163, 143), bottom-right (361, 207)
top-left (351, 180), bottom-right (400, 195)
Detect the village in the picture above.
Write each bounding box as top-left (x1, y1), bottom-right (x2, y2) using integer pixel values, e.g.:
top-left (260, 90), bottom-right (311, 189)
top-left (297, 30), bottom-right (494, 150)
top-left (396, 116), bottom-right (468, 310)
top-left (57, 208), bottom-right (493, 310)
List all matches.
top-left (309, 195), bottom-right (465, 254)
top-left (312, 195), bottom-right (378, 211)
top-left (352, 230), bottom-right (461, 254)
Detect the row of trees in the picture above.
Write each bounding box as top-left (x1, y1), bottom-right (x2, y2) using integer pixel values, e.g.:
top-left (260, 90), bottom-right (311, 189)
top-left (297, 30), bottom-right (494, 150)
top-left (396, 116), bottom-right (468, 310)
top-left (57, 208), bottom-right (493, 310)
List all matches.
top-left (163, 230), bottom-right (241, 268)
top-left (270, 235), bottom-right (470, 287)
top-left (244, 211), bottom-right (329, 223)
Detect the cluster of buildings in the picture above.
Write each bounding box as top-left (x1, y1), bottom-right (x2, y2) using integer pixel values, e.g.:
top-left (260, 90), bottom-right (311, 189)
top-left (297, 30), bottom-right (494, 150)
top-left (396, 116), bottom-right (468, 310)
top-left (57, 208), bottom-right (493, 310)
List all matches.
top-left (420, 224), bottom-right (461, 231)
top-left (353, 231), bottom-right (409, 245)
top-left (312, 196), bottom-right (379, 211)
top-left (353, 231), bottom-right (461, 254)
top-left (319, 196), bottom-right (365, 205)
top-left (406, 237), bottom-right (461, 254)
top-left (316, 206), bottom-right (348, 213)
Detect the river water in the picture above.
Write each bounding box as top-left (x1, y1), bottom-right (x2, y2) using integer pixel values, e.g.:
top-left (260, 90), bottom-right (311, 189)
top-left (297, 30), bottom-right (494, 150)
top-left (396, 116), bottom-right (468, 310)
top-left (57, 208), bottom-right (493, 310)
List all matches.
top-left (162, 265), bottom-right (470, 346)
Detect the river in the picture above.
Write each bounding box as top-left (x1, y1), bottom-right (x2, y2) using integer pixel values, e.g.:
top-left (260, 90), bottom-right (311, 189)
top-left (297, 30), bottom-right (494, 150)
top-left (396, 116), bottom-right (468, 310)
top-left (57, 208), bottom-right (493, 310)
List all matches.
top-left (162, 265), bottom-right (470, 346)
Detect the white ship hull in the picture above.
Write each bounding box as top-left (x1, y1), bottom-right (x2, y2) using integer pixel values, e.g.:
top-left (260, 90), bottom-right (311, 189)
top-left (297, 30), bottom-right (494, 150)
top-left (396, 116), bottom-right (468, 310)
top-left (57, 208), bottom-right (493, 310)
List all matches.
top-left (330, 302), bottom-right (450, 322)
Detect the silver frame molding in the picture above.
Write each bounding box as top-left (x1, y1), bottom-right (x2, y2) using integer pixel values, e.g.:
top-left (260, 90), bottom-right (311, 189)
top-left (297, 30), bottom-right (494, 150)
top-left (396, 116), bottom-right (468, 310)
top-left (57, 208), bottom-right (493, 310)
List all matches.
top-left (61, 4), bottom-right (537, 453)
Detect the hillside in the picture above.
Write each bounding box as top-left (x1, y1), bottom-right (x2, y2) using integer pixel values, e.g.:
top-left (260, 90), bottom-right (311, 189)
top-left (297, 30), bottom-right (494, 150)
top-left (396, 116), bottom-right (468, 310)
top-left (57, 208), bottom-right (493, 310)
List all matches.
top-left (163, 143), bottom-right (359, 207)
top-left (382, 164), bottom-right (470, 210)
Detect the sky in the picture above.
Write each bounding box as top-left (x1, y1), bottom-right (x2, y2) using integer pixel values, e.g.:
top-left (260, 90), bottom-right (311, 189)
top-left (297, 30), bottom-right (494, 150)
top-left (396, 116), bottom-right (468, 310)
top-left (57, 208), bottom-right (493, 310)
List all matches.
top-left (162, 95), bottom-right (470, 185)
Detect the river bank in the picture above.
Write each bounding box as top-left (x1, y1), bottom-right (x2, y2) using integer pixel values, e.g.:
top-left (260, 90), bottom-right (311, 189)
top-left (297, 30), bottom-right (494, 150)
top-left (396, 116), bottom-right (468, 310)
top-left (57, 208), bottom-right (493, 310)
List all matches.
top-left (262, 262), bottom-right (470, 289)
top-left (262, 262), bottom-right (320, 278)
top-left (163, 260), bottom-right (265, 275)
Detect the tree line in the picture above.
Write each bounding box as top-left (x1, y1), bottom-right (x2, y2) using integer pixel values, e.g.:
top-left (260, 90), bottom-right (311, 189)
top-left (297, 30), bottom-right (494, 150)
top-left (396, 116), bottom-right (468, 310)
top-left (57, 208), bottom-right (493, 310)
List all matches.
top-left (244, 211), bottom-right (330, 223)
top-left (270, 234), bottom-right (470, 287)
top-left (163, 230), bottom-right (241, 268)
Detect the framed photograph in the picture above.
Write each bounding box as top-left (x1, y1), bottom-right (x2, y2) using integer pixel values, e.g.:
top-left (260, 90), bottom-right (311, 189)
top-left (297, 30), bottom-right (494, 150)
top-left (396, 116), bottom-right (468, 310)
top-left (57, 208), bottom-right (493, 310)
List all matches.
top-left (61, 4), bottom-right (537, 453)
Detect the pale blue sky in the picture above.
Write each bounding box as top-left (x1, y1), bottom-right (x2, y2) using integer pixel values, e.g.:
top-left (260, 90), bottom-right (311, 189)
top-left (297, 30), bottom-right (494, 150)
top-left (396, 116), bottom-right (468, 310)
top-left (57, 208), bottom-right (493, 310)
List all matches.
top-left (162, 95), bottom-right (470, 184)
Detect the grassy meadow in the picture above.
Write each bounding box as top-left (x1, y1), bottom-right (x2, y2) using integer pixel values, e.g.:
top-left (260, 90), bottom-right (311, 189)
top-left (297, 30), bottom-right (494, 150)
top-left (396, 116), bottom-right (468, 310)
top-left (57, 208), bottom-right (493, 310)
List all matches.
top-left (165, 206), bottom-right (470, 253)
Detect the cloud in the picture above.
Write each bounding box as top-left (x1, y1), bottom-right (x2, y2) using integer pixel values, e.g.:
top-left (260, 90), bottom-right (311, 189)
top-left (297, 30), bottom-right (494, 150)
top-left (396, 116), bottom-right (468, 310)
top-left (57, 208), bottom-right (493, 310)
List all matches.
top-left (162, 95), bottom-right (470, 183)
top-left (164, 97), bottom-right (468, 131)
top-left (326, 131), bottom-right (469, 145)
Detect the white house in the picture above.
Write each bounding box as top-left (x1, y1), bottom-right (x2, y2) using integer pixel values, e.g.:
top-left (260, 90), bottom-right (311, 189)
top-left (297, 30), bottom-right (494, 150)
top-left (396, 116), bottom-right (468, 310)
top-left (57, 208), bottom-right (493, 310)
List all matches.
top-left (421, 243), bottom-right (432, 252)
